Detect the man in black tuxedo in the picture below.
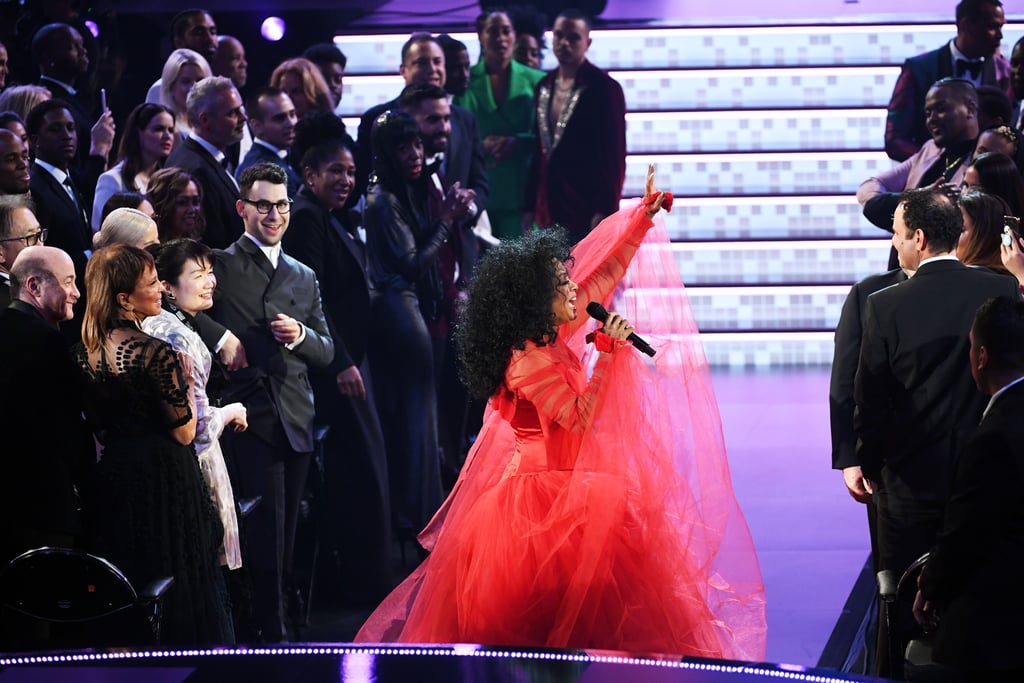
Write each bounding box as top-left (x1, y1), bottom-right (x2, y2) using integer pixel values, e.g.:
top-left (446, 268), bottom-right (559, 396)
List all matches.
top-left (208, 162), bottom-right (334, 641)
top-left (884, 0), bottom-right (1010, 161)
top-left (914, 296), bottom-right (1024, 678)
top-left (282, 133), bottom-right (393, 602)
top-left (0, 245), bottom-right (91, 565)
top-left (26, 99), bottom-right (93, 338)
top-left (31, 23), bottom-right (115, 206)
top-left (854, 188), bottom-right (1018, 664)
top-left (0, 195), bottom-right (45, 310)
top-left (166, 76), bottom-right (247, 249)
top-left (236, 87), bottom-right (301, 197)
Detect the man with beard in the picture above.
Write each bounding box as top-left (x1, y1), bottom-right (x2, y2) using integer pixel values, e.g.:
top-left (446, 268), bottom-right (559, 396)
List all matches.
top-left (166, 76), bottom-right (248, 249)
top-left (437, 34), bottom-right (471, 99)
top-left (885, 0), bottom-right (1009, 161)
top-left (858, 78), bottom-right (979, 268)
top-left (1010, 37), bottom-right (1024, 130)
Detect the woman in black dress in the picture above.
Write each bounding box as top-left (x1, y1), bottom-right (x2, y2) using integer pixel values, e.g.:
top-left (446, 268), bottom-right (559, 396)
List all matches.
top-left (282, 125), bottom-right (394, 602)
top-left (75, 244), bottom-right (233, 645)
top-left (362, 110), bottom-right (472, 550)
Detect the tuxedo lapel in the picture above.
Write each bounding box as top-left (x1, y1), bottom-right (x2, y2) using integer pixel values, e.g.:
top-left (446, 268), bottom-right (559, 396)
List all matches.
top-left (328, 212), bottom-right (367, 274)
top-left (235, 235), bottom-right (276, 282)
top-left (187, 138), bottom-right (238, 196)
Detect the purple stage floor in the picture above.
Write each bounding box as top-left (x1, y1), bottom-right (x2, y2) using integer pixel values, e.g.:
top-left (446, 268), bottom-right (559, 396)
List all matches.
top-left (710, 366), bottom-right (870, 667)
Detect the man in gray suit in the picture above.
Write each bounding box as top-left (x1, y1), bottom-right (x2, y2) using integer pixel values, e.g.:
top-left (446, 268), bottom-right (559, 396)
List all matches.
top-left (208, 162), bottom-right (334, 642)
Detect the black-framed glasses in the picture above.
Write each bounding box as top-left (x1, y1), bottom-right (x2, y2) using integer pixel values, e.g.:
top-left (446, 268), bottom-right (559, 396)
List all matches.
top-left (0, 228), bottom-right (47, 247)
top-left (241, 198), bottom-right (292, 215)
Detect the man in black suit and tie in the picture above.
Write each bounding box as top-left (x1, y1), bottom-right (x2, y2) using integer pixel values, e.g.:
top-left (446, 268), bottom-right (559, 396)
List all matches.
top-left (236, 87), bottom-right (301, 197)
top-left (31, 23), bottom-right (115, 206)
top-left (0, 245), bottom-right (91, 565)
top-left (208, 162), bottom-right (334, 642)
top-left (166, 76), bottom-right (247, 249)
top-left (0, 195), bottom-right (45, 310)
top-left (854, 188), bottom-right (1018, 667)
top-left (914, 296), bottom-right (1024, 678)
top-left (26, 99), bottom-right (93, 337)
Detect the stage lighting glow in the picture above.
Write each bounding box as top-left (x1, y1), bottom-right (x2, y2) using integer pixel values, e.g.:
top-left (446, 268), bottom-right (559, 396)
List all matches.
top-left (84, 20), bottom-right (99, 38)
top-left (261, 17), bottom-right (286, 42)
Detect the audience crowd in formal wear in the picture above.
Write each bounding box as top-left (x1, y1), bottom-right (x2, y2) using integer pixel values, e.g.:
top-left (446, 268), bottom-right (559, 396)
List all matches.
top-left (0, 3), bottom-right (629, 649)
top-left (838, 1), bottom-right (1024, 677)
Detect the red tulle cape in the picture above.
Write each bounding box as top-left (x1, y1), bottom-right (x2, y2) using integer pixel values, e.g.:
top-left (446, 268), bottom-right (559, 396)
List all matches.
top-left (356, 203), bottom-right (767, 661)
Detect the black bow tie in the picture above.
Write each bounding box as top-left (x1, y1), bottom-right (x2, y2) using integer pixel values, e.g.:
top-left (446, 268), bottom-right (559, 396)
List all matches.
top-left (955, 58), bottom-right (982, 80)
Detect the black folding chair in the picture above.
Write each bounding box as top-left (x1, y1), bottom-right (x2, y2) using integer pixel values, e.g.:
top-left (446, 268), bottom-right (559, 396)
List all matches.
top-left (0, 547), bottom-right (173, 650)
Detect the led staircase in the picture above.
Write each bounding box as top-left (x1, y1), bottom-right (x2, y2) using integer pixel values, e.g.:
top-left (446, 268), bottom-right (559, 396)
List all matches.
top-left (336, 23), bottom-right (1023, 367)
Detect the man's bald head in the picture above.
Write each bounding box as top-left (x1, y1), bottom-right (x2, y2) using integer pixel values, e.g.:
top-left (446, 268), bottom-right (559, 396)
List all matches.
top-left (10, 245), bottom-right (79, 325)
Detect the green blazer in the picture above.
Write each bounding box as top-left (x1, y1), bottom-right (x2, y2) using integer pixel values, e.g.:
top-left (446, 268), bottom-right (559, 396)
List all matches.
top-left (455, 59), bottom-right (545, 218)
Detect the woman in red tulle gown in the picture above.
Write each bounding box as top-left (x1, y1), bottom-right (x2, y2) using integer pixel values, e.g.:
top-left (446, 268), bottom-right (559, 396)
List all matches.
top-left (357, 168), bottom-right (767, 659)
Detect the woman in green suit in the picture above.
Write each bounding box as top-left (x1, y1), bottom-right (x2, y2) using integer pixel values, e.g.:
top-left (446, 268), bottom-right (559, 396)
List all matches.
top-left (455, 9), bottom-right (545, 240)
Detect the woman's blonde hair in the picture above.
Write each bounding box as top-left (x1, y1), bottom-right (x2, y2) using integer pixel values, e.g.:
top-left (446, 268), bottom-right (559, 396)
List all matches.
top-left (160, 48), bottom-right (212, 124)
top-left (82, 244), bottom-right (155, 352)
top-left (94, 208), bottom-right (158, 249)
top-left (0, 84), bottom-right (52, 121)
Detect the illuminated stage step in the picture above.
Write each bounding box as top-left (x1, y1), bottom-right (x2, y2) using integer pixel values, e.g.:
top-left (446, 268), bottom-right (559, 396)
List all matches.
top-left (665, 240), bottom-right (891, 286)
top-left (341, 66), bottom-right (903, 116)
top-left (343, 108), bottom-right (887, 154)
top-left (657, 195), bottom-right (880, 241)
top-left (701, 331), bottom-right (836, 367)
top-left (337, 25), bottom-right (1024, 73)
top-left (621, 152), bottom-right (890, 196)
top-left (628, 286), bottom-right (851, 332)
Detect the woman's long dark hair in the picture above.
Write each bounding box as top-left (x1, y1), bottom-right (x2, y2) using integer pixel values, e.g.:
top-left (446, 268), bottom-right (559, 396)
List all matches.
top-left (457, 228), bottom-right (571, 399)
top-left (959, 188), bottom-right (1011, 273)
top-left (117, 102), bottom-right (174, 192)
top-left (970, 152), bottom-right (1024, 219)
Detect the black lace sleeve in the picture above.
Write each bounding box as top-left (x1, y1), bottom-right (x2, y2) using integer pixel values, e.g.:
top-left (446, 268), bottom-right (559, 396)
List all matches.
top-left (146, 339), bottom-right (193, 430)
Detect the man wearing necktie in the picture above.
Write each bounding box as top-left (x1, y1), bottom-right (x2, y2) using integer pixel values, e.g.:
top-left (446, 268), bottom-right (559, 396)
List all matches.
top-left (884, 0), bottom-right (1010, 162)
top-left (913, 296), bottom-right (1024, 679)
top-left (26, 99), bottom-right (93, 340)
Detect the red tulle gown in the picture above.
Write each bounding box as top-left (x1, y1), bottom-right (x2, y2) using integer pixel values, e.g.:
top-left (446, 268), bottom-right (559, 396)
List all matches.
top-left (356, 201), bottom-right (767, 660)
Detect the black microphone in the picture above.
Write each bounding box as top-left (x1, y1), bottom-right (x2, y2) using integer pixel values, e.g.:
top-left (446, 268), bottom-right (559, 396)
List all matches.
top-left (585, 302), bottom-right (656, 357)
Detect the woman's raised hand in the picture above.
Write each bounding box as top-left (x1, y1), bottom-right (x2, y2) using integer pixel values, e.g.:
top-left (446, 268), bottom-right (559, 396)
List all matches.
top-left (642, 163), bottom-right (672, 218)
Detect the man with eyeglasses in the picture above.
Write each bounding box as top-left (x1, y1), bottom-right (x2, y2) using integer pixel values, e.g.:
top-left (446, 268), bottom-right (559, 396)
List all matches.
top-left (0, 129), bottom-right (30, 195)
top-left (0, 195), bottom-right (45, 308)
top-left (208, 162), bottom-right (333, 643)
top-left (166, 76), bottom-right (248, 249)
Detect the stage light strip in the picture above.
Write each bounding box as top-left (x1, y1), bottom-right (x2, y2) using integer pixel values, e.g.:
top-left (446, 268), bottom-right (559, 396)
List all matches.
top-left (335, 24), bottom-right (1023, 41)
top-left (647, 285), bottom-right (853, 296)
top-left (624, 194), bottom-right (864, 206)
top-left (624, 109), bottom-right (886, 121)
top-left (343, 66), bottom-right (901, 85)
top-left (661, 239), bottom-right (888, 251)
top-left (0, 644), bottom-right (869, 681)
top-left (623, 150), bottom-right (885, 164)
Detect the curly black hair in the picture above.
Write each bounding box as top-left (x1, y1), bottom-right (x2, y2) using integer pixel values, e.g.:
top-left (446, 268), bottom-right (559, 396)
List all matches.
top-left (456, 227), bottom-right (572, 399)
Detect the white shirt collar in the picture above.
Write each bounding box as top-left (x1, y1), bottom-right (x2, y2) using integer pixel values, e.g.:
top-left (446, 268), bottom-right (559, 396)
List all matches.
top-left (190, 133), bottom-right (226, 163)
top-left (949, 39), bottom-right (984, 64)
top-left (33, 158), bottom-right (69, 185)
top-left (982, 375), bottom-right (1024, 419)
top-left (254, 138), bottom-right (288, 159)
top-left (243, 232), bottom-right (281, 268)
top-left (918, 253), bottom-right (960, 268)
